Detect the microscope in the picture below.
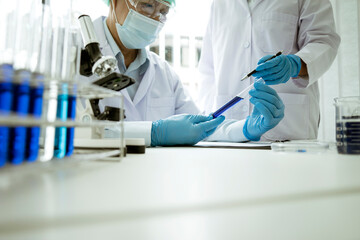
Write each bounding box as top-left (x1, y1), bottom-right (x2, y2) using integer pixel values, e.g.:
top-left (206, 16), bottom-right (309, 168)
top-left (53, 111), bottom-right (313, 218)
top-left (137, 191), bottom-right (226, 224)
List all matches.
top-left (78, 14), bottom-right (135, 121)
top-left (76, 15), bottom-right (145, 154)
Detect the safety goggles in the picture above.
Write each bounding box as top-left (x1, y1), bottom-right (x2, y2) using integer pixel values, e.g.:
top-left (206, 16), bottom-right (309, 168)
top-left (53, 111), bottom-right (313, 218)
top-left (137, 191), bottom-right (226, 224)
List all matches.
top-left (127, 0), bottom-right (175, 23)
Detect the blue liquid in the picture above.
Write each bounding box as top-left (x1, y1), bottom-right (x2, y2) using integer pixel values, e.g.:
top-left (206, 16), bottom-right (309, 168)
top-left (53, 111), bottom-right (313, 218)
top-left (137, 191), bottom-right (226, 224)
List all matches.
top-left (54, 84), bottom-right (68, 159)
top-left (66, 95), bottom-right (76, 156)
top-left (9, 70), bottom-right (31, 165)
top-left (26, 76), bottom-right (44, 162)
top-left (212, 96), bottom-right (244, 118)
top-left (0, 64), bottom-right (14, 167)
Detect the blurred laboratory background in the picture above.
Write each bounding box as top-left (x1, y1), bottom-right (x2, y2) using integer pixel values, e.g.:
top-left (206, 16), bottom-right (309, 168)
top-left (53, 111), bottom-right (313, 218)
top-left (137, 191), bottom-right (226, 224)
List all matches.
top-left (28, 0), bottom-right (360, 143)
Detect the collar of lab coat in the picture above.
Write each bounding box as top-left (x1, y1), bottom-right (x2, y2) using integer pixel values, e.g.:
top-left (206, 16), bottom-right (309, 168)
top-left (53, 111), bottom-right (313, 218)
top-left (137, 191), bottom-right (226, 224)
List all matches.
top-left (93, 16), bottom-right (157, 106)
top-left (240, 0), bottom-right (263, 12)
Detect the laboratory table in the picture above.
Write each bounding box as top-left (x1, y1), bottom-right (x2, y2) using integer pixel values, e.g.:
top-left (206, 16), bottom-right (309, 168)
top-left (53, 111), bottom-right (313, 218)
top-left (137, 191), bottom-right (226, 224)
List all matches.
top-left (0, 146), bottom-right (360, 239)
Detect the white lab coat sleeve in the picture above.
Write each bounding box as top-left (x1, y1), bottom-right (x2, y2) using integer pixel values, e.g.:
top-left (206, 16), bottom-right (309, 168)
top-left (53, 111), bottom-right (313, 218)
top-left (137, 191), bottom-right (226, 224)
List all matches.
top-left (124, 122), bottom-right (153, 146)
top-left (104, 121), bottom-right (153, 147)
top-left (293, 0), bottom-right (341, 88)
top-left (205, 119), bottom-right (248, 142)
top-left (197, 3), bottom-right (216, 114)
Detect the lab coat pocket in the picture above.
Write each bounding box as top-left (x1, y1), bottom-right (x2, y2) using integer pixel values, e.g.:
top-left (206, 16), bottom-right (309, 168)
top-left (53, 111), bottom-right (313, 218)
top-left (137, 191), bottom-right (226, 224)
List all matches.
top-left (259, 13), bottom-right (298, 54)
top-left (146, 96), bottom-right (176, 121)
top-left (263, 93), bottom-right (310, 141)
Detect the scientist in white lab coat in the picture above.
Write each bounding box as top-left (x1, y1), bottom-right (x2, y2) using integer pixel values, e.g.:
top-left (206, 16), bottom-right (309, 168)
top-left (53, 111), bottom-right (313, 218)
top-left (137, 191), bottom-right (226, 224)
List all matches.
top-left (198, 0), bottom-right (341, 141)
top-left (83, 0), bottom-right (285, 146)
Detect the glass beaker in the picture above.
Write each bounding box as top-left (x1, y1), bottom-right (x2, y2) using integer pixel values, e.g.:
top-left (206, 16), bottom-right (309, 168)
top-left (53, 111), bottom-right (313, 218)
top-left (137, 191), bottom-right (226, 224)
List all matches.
top-left (334, 96), bottom-right (360, 154)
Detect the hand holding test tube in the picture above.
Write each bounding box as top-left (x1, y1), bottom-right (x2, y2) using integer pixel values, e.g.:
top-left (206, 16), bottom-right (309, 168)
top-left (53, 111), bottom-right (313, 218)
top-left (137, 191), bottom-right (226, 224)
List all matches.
top-left (212, 51), bottom-right (282, 118)
top-left (213, 79), bottom-right (285, 141)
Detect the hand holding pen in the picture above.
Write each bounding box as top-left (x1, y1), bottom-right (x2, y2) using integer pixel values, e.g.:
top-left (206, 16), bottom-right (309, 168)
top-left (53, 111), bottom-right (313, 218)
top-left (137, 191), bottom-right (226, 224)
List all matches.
top-left (251, 52), bottom-right (302, 85)
top-left (212, 51), bottom-right (282, 118)
top-left (212, 51), bottom-right (283, 118)
top-left (241, 51), bottom-right (283, 81)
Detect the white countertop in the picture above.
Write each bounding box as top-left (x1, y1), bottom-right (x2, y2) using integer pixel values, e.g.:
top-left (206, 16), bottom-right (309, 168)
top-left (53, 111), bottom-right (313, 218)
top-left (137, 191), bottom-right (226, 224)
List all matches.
top-left (0, 146), bottom-right (359, 239)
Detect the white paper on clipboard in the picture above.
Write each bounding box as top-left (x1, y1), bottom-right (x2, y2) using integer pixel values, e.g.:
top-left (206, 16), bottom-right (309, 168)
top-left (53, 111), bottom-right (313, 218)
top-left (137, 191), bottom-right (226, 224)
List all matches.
top-left (194, 141), bottom-right (272, 150)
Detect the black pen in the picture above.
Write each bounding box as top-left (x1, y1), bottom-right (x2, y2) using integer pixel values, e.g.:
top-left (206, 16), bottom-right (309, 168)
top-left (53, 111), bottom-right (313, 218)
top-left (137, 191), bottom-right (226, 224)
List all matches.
top-left (240, 51), bottom-right (283, 81)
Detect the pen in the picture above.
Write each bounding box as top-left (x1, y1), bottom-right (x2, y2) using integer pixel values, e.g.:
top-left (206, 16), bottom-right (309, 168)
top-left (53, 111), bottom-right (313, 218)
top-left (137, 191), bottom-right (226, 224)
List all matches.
top-left (240, 51), bottom-right (283, 81)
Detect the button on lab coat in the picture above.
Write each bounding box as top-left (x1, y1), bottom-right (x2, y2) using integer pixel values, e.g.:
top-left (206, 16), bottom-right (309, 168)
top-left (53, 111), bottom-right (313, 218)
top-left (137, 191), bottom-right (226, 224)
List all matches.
top-left (79, 17), bottom-right (248, 145)
top-left (198, 0), bottom-right (340, 141)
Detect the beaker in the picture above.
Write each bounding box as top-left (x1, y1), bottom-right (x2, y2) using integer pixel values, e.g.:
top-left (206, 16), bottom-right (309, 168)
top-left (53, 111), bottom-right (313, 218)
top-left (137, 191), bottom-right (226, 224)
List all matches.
top-left (334, 96), bottom-right (360, 154)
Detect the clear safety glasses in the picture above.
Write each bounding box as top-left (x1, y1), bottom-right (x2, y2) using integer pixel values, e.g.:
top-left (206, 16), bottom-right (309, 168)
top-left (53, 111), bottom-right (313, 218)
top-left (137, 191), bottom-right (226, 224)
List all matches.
top-left (127, 0), bottom-right (175, 23)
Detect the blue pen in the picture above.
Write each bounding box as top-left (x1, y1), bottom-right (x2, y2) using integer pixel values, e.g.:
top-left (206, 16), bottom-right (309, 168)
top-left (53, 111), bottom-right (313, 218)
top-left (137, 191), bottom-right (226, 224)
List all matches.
top-left (0, 64), bottom-right (14, 167)
top-left (212, 79), bottom-right (264, 118)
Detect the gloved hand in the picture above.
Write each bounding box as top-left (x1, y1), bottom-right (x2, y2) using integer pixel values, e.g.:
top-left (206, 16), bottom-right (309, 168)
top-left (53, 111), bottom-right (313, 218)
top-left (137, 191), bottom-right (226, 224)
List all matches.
top-left (252, 54), bottom-right (302, 85)
top-left (243, 81), bottom-right (285, 141)
top-left (151, 114), bottom-right (225, 146)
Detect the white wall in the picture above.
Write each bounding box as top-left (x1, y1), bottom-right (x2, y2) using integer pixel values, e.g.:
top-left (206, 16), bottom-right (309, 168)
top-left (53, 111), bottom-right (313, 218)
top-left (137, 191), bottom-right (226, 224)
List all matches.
top-left (318, 0), bottom-right (360, 142)
top-left (158, 0), bottom-right (213, 98)
top-left (72, 0), bottom-right (108, 20)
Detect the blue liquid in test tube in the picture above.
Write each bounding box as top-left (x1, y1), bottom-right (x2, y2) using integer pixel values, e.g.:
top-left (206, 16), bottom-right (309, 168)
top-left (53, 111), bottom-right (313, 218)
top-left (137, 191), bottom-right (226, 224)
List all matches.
top-left (0, 64), bottom-right (14, 167)
top-left (212, 79), bottom-right (264, 118)
top-left (9, 70), bottom-right (31, 165)
top-left (66, 94), bottom-right (76, 156)
top-left (26, 74), bottom-right (44, 162)
top-left (54, 83), bottom-right (68, 159)
top-left (212, 97), bottom-right (244, 118)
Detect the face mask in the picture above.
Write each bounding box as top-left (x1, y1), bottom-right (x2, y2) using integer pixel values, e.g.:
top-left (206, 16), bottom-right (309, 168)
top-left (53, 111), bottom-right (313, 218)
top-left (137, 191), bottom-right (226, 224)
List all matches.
top-left (112, 0), bottom-right (164, 49)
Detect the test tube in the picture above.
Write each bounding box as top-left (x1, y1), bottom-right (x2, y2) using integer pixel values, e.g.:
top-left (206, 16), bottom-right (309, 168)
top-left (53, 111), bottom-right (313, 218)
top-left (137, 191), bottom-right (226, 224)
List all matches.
top-left (10, 0), bottom-right (34, 165)
top-left (0, 0), bottom-right (17, 167)
top-left (0, 65), bottom-right (14, 167)
top-left (52, 0), bottom-right (72, 159)
top-left (212, 79), bottom-right (264, 118)
top-left (66, 30), bottom-right (81, 157)
top-left (40, 0), bottom-right (58, 162)
top-left (53, 25), bottom-right (69, 159)
top-left (26, 0), bottom-right (46, 162)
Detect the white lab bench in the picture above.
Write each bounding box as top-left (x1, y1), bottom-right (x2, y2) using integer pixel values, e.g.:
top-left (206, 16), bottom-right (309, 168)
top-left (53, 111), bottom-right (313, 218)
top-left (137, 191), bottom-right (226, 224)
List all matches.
top-left (0, 146), bottom-right (360, 240)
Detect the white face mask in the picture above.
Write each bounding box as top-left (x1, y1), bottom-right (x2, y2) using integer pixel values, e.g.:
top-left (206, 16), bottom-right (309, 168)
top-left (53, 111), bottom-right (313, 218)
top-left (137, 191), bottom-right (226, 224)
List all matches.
top-left (112, 0), bottom-right (164, 49)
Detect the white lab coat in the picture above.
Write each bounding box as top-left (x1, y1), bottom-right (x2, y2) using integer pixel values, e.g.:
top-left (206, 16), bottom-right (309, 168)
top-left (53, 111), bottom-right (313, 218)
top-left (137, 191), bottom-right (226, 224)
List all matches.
top-left (198, 0), bottom-right (340, 141)
top-left (83, 17), bottom-right (199, 121)
top-left (79, 17), bottom-right (247, 145)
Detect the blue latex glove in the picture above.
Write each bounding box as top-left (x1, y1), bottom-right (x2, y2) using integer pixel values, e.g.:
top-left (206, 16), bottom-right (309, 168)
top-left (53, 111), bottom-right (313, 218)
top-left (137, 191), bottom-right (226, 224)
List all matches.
top-left (252, 54), bottom-right (302, 85)
top-left (151, 114), bottom-right (225, 146)
top-left (243, 81), bottom-right (285, 141)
